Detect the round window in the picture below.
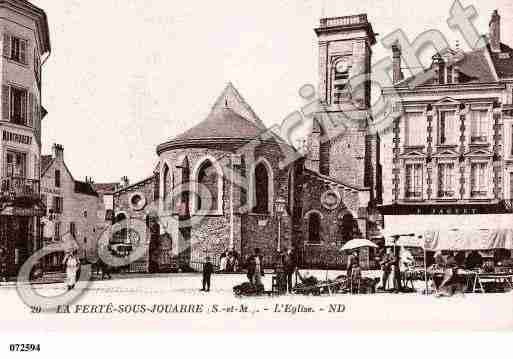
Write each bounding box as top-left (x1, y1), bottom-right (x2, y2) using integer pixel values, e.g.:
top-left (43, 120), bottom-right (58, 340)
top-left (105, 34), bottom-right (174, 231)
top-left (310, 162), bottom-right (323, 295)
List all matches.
top-left (321, 189), bottom-right (341, 211)
top-left (129, 192), bottom-right (146, 211)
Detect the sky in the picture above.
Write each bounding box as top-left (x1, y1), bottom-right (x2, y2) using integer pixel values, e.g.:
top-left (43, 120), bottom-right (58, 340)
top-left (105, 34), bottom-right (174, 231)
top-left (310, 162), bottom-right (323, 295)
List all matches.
top-left (31, 0), bottom-right (513, 184)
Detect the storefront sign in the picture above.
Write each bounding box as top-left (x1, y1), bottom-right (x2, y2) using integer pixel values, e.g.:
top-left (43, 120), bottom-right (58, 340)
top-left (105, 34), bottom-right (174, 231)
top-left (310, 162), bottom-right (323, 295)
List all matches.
top-left (379, 201), bottom-right (513, 215)
top-left (2, 130), bottom-right (32, 145)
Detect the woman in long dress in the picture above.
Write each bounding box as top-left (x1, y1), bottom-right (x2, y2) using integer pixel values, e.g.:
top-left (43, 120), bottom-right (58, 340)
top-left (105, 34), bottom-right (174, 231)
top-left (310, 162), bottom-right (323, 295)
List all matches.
top-left (63, 250), bottom-right (80, 291)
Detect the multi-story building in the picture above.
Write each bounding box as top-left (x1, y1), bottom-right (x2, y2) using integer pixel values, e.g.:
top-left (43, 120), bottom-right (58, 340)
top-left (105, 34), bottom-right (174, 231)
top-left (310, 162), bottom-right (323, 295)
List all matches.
top-left (0, 0), bottom-right (50, 276)
top-left (40, 144), bottom-right (105, 269)
top-left (379, 10), bottom-right (513, 255)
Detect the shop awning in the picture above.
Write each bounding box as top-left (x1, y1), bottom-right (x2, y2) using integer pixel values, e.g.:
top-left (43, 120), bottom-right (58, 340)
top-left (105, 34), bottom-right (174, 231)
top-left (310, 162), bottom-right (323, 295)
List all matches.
top-left (383, 214), bottom-right (513, 250)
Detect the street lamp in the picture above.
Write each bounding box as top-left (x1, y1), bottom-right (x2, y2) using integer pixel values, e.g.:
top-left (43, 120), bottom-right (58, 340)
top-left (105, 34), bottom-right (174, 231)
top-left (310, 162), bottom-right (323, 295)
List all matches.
top-left (274, 196), bottom-right (287, 251)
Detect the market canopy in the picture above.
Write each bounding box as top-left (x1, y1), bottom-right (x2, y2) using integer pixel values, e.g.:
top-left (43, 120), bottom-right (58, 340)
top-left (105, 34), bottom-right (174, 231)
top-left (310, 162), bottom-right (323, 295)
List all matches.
top-left (383, 214), bottom-right (513, 250)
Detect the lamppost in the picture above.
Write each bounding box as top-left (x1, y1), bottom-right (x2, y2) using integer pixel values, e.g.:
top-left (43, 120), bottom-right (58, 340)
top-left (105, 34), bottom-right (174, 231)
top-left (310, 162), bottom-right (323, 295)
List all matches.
top-left (274, 196), bottom-right (287, 251)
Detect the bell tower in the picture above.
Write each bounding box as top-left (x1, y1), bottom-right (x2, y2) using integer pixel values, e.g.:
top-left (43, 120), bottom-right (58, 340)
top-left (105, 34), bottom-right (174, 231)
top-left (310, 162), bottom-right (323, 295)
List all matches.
top-left (315, 14), bottom-right (375, 108)
top-left (308, 14), bottom-right (379, 200)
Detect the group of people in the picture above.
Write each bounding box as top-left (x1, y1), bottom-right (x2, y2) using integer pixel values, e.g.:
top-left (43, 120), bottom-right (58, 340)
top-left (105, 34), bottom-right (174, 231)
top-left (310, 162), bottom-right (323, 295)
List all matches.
top-left (202, 247), bottom-right (298, 293)
top-left (219, 249), bottom-right (240, 273)
top-left (378, 246), bottom-right (415, 293)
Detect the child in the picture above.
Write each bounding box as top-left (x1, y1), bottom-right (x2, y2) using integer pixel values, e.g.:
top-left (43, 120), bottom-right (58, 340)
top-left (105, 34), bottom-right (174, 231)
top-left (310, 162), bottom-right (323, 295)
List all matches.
top-left (202, 256), bottom-right (214, 292)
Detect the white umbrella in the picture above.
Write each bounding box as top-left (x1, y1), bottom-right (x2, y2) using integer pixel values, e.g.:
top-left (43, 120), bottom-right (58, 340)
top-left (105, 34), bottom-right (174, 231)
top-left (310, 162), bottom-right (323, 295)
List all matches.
top-left (340, 238), bottom-right (378, 251)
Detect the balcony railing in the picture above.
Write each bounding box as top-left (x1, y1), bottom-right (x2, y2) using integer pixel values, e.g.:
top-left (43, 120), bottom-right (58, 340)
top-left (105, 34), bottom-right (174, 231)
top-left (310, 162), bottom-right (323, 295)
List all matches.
top-left (320, 14), bottom-right (368, 28)
top-left (0, 176), bottom-right (40, 200)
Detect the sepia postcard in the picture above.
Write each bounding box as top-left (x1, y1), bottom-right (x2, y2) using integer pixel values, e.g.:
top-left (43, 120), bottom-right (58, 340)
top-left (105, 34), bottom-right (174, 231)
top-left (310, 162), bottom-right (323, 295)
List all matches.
top-left (1, 0), bottom-right (513, 351)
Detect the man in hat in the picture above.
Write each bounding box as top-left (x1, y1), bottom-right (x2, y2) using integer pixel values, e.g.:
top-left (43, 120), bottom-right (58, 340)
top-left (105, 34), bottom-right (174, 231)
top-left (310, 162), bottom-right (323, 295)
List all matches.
top-left (202, 256), bottom-right (214, 292)
top-left (282, 247), bottom-right (297, 293)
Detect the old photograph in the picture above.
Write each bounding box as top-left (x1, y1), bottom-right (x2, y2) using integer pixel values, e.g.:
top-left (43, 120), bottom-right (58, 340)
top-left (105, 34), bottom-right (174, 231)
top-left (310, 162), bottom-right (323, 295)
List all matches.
top-left (0, 0), bottom-right (513, 345)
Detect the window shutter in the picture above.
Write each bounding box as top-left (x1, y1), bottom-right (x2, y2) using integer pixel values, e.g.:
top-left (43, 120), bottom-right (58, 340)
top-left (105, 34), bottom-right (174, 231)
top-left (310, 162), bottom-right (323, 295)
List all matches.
top-left (20, 40), bottom-right (27, 64)
top-left (2, 85), bottom-right (9, 120)
top-left (27, 93), bottom-right (33, 127)
top-left (3, 34), bottom-right (10, 58)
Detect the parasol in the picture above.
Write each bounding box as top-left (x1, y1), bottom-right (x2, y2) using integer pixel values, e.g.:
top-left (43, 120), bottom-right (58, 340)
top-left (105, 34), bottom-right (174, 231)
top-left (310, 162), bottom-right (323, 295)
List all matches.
top-left (340, 238), bottom-right (378, 251)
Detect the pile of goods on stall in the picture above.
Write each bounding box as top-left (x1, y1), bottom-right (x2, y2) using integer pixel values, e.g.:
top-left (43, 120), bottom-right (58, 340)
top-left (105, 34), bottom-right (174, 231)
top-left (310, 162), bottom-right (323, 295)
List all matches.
top-left (233, 282), bottom-right (265, 296)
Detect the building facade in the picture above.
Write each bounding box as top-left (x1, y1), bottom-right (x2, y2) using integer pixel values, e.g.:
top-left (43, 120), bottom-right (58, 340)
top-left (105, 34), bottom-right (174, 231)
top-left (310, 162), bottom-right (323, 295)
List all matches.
top-left (40, 144), bottom-right (105, 269)
top-left (113, 14), bottom-right (383, 271)
top-left (0, 0), bottom-right (50, 276)
top-left (300, 14), bottom-right (381, 268)
top-left (379, 10), bottom-right (513, 256)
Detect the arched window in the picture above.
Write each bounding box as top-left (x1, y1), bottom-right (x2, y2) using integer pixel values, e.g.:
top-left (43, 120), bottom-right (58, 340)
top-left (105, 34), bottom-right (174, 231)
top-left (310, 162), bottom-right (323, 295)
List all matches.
top-left (196, 159), bottom-right (220, 212)
top-left (162, 165), bottom-right (170, 199)
top-left (308, 212), bottom-right (321, 243)
top-left (254, 162), bottom-right (269, 214)
top-left (340, 213), bottom-right (356, 245)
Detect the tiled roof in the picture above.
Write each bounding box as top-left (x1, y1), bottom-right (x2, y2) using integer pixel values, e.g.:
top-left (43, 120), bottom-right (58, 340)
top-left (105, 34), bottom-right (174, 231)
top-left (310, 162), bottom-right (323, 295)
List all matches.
top-left (74, 181), bottom-right (99, 197)
top-left (488, 43), bottom-right (513, 78)
top-left (397, 48), bottom-right (496, 87)
top-left (170, 107), bottom-right (265, 143)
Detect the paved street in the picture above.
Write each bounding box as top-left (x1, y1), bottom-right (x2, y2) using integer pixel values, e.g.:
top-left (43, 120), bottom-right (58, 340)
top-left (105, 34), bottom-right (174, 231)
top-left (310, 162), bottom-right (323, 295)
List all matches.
top-left (1, 271), bottom-right (512, 332)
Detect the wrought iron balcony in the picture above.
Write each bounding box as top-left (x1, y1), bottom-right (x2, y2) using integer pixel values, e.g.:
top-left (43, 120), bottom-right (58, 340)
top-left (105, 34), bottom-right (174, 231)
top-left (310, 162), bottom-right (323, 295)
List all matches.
top-left (0, 176), bottom-right (40, 201)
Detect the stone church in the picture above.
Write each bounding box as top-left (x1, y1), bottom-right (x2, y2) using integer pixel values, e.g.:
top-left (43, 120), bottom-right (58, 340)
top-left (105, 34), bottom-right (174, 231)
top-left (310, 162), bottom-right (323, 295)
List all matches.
top-left (113, 14), bottom-right (381, 272)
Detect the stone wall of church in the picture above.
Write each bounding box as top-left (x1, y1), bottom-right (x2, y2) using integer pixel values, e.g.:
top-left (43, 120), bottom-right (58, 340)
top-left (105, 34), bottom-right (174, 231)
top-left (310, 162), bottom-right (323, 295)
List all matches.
top-left (297, 170), bottom-right (372, 268)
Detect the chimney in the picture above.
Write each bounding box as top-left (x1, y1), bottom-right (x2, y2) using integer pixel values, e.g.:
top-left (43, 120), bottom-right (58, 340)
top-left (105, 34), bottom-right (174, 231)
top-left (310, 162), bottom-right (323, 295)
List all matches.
top-left (52, 144), bottom-right (64, 160)
top-left (432, 53), bottom-right (445, 85)
top-left (489, 10), bottom-right (501, 53)
top-left (121, 176), bottom-right (129, 188)
top-left (392, 41), bottom-right (403, 83)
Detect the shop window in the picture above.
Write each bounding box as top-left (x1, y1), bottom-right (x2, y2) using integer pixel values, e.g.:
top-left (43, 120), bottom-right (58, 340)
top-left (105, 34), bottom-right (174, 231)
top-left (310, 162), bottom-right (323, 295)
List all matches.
top-left (5, 151), bottom-right (26, 178)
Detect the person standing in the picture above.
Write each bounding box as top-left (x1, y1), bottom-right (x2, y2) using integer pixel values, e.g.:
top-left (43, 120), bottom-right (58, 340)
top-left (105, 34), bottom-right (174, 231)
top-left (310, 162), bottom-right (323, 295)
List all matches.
top-left (379, 247), bottom-right (396, 291)
top-left (399, 246), bottom-right (414, 288)
top-left (202, 256), bottom-right (214, 292)
top-left (283, 247), bottom-right (297, 293)
top-left (63, 250), bottom-right (80, 291)
top-left (253, 248), bottom-right (264, 286)
top-left (0, 246), bottom-right (8, 282)
top-left (347, 251), bottom-right (359, 280)
top-left (220, 251), bottom-right (228, 272)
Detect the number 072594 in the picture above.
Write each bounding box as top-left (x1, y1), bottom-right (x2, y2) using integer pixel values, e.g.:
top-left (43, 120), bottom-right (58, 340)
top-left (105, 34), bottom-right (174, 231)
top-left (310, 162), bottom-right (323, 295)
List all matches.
top-left (9, 344), bottom-right (41, 352)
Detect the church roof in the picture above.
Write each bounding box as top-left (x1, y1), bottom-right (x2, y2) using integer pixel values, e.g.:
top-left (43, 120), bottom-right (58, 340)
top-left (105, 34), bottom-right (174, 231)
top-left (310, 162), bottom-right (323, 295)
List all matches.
top-left (157, 83), bottom-right (277, 154)
top-left (171, 106), bottom-right (264, 143)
